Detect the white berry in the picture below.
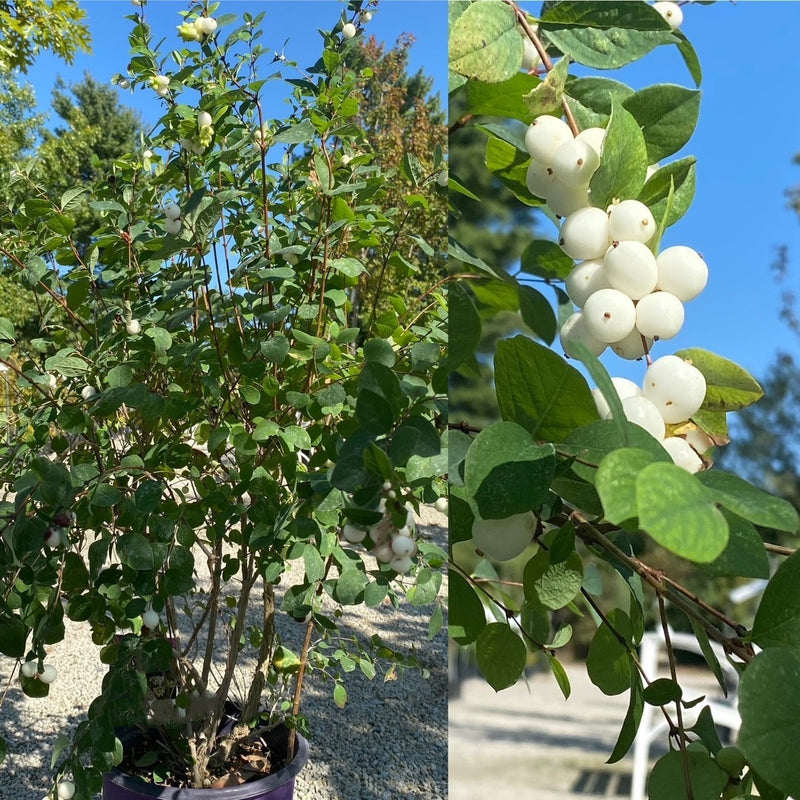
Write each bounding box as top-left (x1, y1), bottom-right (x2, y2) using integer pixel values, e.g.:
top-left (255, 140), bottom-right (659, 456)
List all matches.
top-left (372, 541), bottom-right (395, 563)
top-left (390, 535), bottom-right (417, 558)
top-left (582, 288), bottom-right (636, 343)
top-left (604, 240), bottom-right (659, 300)
top-left (389, 555), bottom-right (414, 574)
top-left (547, 178), bottom-right (590, 218)
top-left (342, 22), bottom-right (357, 39)
top-left (44, 528), bottom-right (62, 548)
top-left (622, 395), bottom-right (666, 441)
top-left (607, 199), bottom-right (656, 244)
top-left (362, 11), bottom-right (373, 23)
top-left (521, 36), bottom-right (541, 71)
top-left (126, 319), bottom-right (142, 335)
top-left (21, 660), bottom-right (38, 678)
top-left (342, 524), bottom-right (367, 544)
top-left (635, 291), bottom-right (685, 339)
top-left (524, 115), bottom-right (573, 165)
top-left (656, 245), bottom-right (708, 302)
top-left (434, 496), bottom-right (449, 514)
top-left (525, 160), bottom-right (555, 199)
top-left (559, 207), bottom-right (611, 261)
top-left (575, 127), bottom-right (606, 158)
top-left (559, 312), bottom-right (607, 359)
top-left (472, 512), bottom-right (536, 562)
top-left (551, 138), bottom-right (600, 188)
top-left (662, 436), bottom-right (703, 473)
top-left (164, 203), bottom-right (182, 220)
top-left (57, 781), bottom-right (76, 800)
top-left (611, 327), bottom-right (653, 360)
top-left (197, 110), bottom-right (212, 130)
top-left (684, 427), bottom-right (714, 455)
top-left (592, 377), bottom-right (642, 418)
top-left (142, 609), bottom-right (160, 629)
top-left (643, 355), bottom-right (707, 424)
top-left (196, 16), bottom-right (217, 35)
top-left (565, 259), bottom-right (610, 308)
top-left (40, 664), bottom-right (58, 684)
top-left (165, 217), bottom-right (182, 236)
top-left (653, 1), bottom-right (684, 30)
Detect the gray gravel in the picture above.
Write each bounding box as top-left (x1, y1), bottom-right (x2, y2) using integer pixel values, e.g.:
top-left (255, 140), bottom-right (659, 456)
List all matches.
top-left (0, 507), bottom-right (447, 800)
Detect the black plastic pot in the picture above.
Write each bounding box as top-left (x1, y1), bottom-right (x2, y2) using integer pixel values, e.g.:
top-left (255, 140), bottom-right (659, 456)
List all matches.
top-left (102, 725), bottom-right (309, 800)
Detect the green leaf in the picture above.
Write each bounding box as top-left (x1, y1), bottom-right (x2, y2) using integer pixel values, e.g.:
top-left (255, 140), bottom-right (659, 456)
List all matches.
top-left (586, 609), bottom-right (633, 696)
top-left (675, 30), bottom-right (702, 87)
top-left (752, 551), bottom-right (800, 655)
top-left (642, 678), bottom-right (682, 706)
top-left (303, 545), bottom-right (325, 583)
top-left (687, 616), bottom-right (728, 697)
top-left (449, 1), bottom-right (523, 84)
top-left (144, 326), bottom-right (173, 353)
top-left (90, 483), bottom-right (122, 508)
top-left (475, 623), bottom-right (527, 691)
top-left (739, 649), bottom-right (800, 799)
top-left (622, 84), bottom-right (701, 163)
top-left (261, 334), bottom-right (290, 364)
top-left (547, 654), bottom-right (572, 699)
top-left (589, 96), bottom-right (648, 209)
top-left (569, 341), bottom-right (627, 443)
top-left (329, 257), bottom-right (365, 277)
top-left (333, 683), bottom-right (347, 709)
top-left (648, 750), bottom-right (729, 800)
top-left (607, 674), bottom-right (644, 763)
top-left (523, 57), bottom-right (569, 119)
top-left (494, 335), bottom-right (598, 441)
top-left (637, 157), bottom-right (696, 229)
top-left (465, 73), bottom-right (541, 123)
top-left (517, 285), bottom-right (557, 344)
top-left (272, 118), bottom-right (315, 144)
top-left (596, 447), bottom-right (668, 527)
top-left (700, 511), bottom-right (770, 579)
top-left (449, 282), bottom-right (482, 371)
top-left (675, 348), bottom-right (764, 412)
top-left (696, 470), bottom-right (800, 534)
top-left (0, 616), bottom-right (27, 657)
top-left (636, 463), bottom-right (728, 562)
top-left (334, 569), bottom-right (368, 605)
top-left (541, 1), bottom-right (674, 30)
top-left (563, 76), bottom-right (633, 129)
top-left (279, 426), bottom-right (312, 451)
top-left (356, 390), bottom-right (393, 435)
top-left (559, 420), bottom-right (667, 483)
top-left (542, 7), bottom-right (674, 71)
top-left (465, 422), bottom-right (556, 519)
top-left (116, 534), bottom-right (154, 571)
top-left (523, 549), bottom-right (584, 611)
top-left (485, 136), bottom-right (537, 207)
top-left (519, 239), bottom-right (575, 281)
top-left (449, 570), bottom-right (487, 645)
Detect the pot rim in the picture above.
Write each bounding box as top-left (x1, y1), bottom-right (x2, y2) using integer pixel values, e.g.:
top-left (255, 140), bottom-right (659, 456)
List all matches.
top-left (103, 727), bottom-right (309, 799)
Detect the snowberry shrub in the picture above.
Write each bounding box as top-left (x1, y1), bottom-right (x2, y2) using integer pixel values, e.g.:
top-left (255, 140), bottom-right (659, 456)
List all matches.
top-left (0, 1), bottom-right (447, 796)
top-left (450, 2), bottom-right (800, 799)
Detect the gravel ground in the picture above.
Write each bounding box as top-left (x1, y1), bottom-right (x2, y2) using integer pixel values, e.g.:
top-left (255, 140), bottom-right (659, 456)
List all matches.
top-left (0, 506), bottom-right (447, 800)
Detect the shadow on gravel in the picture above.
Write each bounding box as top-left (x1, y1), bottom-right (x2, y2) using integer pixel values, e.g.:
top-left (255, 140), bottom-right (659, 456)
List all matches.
top-left (0, 685), bottom-right (86, 800)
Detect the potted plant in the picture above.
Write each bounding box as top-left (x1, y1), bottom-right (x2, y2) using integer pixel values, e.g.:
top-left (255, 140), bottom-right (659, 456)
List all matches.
top-left (0, 2), bottom-right (448, 798)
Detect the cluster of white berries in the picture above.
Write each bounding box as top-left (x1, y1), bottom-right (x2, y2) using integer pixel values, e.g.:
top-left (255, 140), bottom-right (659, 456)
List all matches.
top-left (593, 358), bottom-right (712, 473)
top-left (558, 201), bottom-right (708, 360)
top-left (341, 8), bottom-right (372, 40)
top-left (20, 659), bottom-right (58, 684)
top-left (177, 15), bottom-right (218, 42)
top-left (340, 485), bottom-right (418, 575)
top-left (524, 114), bottom-right (606, 218)
top-left (164, 201), bottom-right (182, 235)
